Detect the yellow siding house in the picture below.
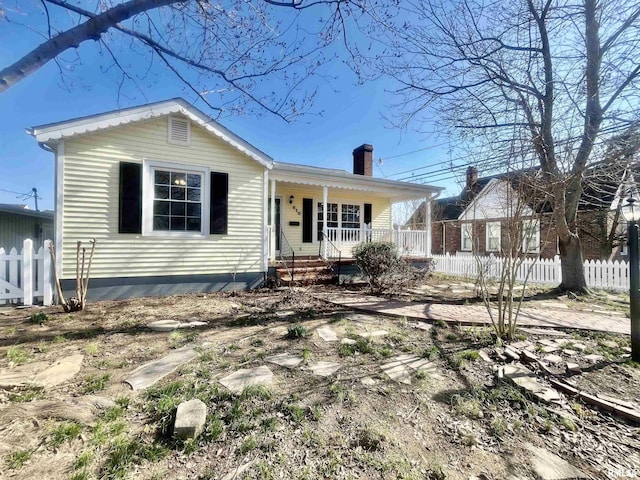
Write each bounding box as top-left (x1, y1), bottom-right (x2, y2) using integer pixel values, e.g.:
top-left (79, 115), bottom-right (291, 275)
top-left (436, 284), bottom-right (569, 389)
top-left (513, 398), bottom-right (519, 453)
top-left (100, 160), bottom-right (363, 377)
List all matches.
top-left (29, 99), bottom-right (440, 300)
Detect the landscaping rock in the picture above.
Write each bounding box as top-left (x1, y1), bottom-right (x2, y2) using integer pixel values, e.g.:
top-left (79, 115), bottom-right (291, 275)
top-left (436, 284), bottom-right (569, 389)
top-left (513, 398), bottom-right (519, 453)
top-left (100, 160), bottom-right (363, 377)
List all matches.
top-left (148, 319), bottom-right (207, 331)
top-left (413, 322), bottom-right (433, 331)
top-left (381, 362), bottom-right (411, 385)
top-left (584, 354), bottom-right (604, 363)
top-left (0, 361), bottom-right (49, 387)
top-left (340, 338), bottom-right (357, 345)
top-left (361, 376), bottom-right (377, 386)
top-left (316, 327), bottom-right (338, 342)
top-left (525, 443), bottom-right (587, 479)
top-left (562, 349), bottom-right (578, 356)
top-left (504, 347), bottom-right (521, 361)
top-left (600, 340), bottom-right (618, 349)
top-left (305, 361), bottom-right (341, 377)
top-left (33, 354), bottom-right (84, 387)
top-left (478, 350), bottom-right (492, 363)
top-left (540, 345), bottom-right (560, 353)
top-left (173, 399), bottom-right (207, 440)
top-left (265, 353), bottom-right (303, 369)
top-left (571, 342), bottom-right (587, 352)
top-left (125, 344), bottom-right (200, 390)
top-left (543, 354), bottom-right (563, 365)
top-left (501, 364), bottom-right (561, 403)
top-left (565, 362), bottom-right (581, 374)
top-left (219, 366), bottom-right (274, 393)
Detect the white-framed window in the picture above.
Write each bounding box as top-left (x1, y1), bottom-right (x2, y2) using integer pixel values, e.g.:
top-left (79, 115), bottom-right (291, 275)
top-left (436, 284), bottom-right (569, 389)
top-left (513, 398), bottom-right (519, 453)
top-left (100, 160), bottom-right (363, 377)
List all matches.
top-left (486, 221), bottom-right (501, 252)
top-left (341, 204), bottom-right (361, 229)
top-left (620, 221), bottom-right (628, 255)
top-left (461, 223), bottom-right (473, 251)
top-left (142, 160), bottom-right (209, 236)
top-left (317, 202), bottom-right (338, 241)
top-left (522, 219), bottom-right (540, 253)
top-left (168, 116), bottom-right (191, 146)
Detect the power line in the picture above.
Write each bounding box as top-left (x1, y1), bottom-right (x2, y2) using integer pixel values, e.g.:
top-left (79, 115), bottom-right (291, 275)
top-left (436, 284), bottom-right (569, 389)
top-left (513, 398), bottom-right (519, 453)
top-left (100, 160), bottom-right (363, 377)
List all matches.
top-left (380, 141), bottom-right (451, 161)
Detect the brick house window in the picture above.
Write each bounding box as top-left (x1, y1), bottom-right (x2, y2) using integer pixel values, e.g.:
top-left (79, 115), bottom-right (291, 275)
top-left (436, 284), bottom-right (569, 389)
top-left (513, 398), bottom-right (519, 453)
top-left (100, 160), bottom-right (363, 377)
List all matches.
top-left (486, 222), bottom-right (501, 252)
top-left (461, 223), bottom-right (473, 251)
top-left (522, 220), bottom-right (540, 253)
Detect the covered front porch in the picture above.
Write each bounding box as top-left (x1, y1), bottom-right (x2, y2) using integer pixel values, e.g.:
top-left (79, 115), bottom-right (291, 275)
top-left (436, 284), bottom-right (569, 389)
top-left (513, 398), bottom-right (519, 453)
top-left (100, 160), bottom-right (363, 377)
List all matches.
top-left (265, 161), bottom-right (440, 264)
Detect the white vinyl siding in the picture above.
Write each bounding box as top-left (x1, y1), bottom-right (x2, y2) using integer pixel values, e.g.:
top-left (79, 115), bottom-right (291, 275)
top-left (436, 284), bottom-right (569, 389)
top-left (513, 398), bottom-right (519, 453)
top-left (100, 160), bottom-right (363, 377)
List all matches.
top-left (61, 115), bottom-right (264, 279)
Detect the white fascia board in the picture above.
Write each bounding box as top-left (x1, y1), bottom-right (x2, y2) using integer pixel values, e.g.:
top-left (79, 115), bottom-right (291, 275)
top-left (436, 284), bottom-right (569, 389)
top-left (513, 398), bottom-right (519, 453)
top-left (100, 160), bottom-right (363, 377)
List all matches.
top-left (271, 165), bottom-right (441, 200)
top-left (27, 99), bottom-right (273, 169)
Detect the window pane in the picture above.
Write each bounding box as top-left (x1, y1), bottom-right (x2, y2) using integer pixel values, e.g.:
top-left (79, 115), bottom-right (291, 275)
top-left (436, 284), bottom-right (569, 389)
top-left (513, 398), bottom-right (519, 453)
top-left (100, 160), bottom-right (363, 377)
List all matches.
top-left (187, 203), bottom-right (201, 217)
top-left (171, 217), bottom-right (186, 230)
top-left (186, 218), bottom-right (201, 231)
top-left (171, 202), bottom-right (185, 216)
top-left (153, 216), bottom-right (169, 230)
top-left (155, 185), bottom-right (169, 199)
top-left (187, 174), bottom-right (201, 188)
top-left (171, 186), bottom-right (186, 200)
top-left (154, 200), bottom-right (170, 215)
top-left (171, 172), bottom-right (186, 186)
top-left (155, 170), bottom-right (170, 185)
top-left (187, 188), bottom-right (201, 202)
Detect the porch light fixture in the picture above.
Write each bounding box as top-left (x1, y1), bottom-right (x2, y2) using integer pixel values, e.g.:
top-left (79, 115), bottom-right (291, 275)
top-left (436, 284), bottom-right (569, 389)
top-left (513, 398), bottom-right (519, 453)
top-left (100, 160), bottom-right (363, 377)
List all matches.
top-left (289, 195), bottom-right (294, 204)
top-left (622, 190), bottom-right (640, 362)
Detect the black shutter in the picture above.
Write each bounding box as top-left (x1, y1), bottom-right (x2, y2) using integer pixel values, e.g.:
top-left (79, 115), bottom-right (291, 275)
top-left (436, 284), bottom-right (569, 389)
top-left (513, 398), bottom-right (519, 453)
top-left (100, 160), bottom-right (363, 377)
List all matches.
top-left (210, 172), bottom-right (228, 234)
top-left (302, 198), bottom-right (313, 243)
top-left (364, 203), bottom-right (372, 226)
top-left (119, 162), bottom-right (142, 234)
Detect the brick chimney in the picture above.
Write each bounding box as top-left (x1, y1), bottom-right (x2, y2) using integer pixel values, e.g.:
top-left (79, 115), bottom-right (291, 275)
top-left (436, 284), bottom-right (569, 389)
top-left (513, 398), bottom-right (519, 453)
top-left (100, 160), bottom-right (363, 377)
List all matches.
top-left (353, 144), bottom-right (373, 176)
top-left (466, 166), bottom-right (478, 189)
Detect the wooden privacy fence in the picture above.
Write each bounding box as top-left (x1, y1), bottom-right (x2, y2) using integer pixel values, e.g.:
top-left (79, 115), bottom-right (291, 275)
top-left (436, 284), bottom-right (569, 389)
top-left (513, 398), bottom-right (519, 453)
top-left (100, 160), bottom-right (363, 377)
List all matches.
top-left (0, 239), bottom-right (53, 306)
top-left (431, 253), bottom-right (630, 292)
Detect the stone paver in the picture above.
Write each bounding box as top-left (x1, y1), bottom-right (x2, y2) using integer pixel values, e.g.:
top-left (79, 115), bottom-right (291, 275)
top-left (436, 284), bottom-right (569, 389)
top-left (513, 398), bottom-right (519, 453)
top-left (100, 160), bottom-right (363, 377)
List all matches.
top-left (148, 319), bottom-right (207, 332)
top-left (358, 330), bottom-right (388, 339)
top-left (124, 345), bottom-right (200, 390)
top-left (501, 364), bottom-right (561, 403)
top-left (542, 354), bottom-right (563, 365)
top-left (305, 361), bottom-right (341, 377)
top-left (526, 444), bottom-right (587, 479)
top-left (0, 361), bottom-right (49, 387)
top-left (380, 355), bottom-right (440, 384)
top-left (340, 338), bottom-right (357, 345)
top-left (316, 327), bottom-right (338, 342)
top-left (173, 399), bottom-right (207, 440)
top-left (219, 366), bottom-right (274, 393)
top-left (316, 293), bottom-right (629, 334)
top-left (33, 354), bottom-right (84, 387)
top-left (265, 353), bottom-right (304, 369)
top-left (380, 362), bottom-right (412, 385)
top-left (361, 376), bottom-right (377, 386)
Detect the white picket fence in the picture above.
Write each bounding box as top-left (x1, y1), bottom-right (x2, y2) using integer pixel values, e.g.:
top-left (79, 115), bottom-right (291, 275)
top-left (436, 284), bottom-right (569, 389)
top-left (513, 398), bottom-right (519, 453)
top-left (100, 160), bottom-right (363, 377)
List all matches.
top-left (432, 253), bottom-right (630, 291)
top-left (0, 239), bottom-right (54, 306)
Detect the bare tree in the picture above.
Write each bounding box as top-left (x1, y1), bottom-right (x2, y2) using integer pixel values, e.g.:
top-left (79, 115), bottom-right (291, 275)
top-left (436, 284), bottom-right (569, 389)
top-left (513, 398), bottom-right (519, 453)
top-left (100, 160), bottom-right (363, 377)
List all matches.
top-left (0, 0), bottom-right (374, 120)
top-left (365, 0), bottom-right (640, 292)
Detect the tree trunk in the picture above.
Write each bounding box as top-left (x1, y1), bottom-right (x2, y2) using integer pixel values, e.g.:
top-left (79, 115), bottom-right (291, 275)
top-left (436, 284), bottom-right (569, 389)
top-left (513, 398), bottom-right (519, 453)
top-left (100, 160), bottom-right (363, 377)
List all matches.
top-left (558, 235), bottom-right (589, 293)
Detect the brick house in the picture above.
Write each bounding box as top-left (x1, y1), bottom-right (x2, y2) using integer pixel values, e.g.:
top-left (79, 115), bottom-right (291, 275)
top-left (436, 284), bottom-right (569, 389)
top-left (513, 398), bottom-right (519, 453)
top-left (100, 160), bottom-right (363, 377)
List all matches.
top-left (406, 166), bottom-right (631, 261)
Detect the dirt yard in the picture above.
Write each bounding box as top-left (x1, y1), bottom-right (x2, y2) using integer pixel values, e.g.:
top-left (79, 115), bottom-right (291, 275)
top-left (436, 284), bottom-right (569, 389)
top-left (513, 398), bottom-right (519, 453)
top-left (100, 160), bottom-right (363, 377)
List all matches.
top-left (0, 283), bottom-right (638, 480)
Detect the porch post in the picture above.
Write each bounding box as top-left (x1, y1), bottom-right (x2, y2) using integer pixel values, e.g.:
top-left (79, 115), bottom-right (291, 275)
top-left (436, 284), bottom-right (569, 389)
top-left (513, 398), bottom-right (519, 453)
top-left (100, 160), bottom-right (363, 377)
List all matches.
top-left (263, 170), bottom-right (269, 271)
top-left (425, 194), bottom-right (432, 257)
top-left (270, 178), bottom-right (276, 260)
top-left (323, 186), bottom-right (328, 258)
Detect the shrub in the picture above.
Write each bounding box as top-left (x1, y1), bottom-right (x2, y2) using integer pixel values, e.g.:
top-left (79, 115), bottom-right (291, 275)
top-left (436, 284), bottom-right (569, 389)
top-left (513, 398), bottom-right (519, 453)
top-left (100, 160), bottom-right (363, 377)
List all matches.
top-left (287, 324), bottom-right (307, 339)
top-left (353, 241), bottom-right (403, 292)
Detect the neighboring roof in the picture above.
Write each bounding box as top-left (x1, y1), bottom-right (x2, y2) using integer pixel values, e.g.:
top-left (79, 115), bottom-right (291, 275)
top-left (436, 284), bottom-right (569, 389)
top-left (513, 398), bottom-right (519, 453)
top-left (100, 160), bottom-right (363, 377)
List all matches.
top-left (0, 204), bottom-right (54, 220)
top-left (27, 98), bottom-right (273, 169)
top-left (271, 161), bottom-right (442, 200)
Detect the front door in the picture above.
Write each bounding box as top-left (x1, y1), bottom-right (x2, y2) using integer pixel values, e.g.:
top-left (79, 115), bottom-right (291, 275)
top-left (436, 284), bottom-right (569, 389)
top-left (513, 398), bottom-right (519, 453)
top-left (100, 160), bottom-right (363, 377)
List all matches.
top-left (268, 197), bottom-right (282, 254)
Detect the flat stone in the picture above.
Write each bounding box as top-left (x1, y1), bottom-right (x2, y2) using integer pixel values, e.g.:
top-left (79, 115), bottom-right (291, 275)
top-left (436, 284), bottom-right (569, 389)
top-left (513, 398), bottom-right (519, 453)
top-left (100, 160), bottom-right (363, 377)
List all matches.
top-left (600, 340), bottom-right (618, 349)
top-left (219, 366), bottom-right (274, 394)
top-left (519, 328), bottom-right (568, 337)
top-left (221, 460), bottom-right (258, 480)
top-left (173, 399), bottom-right (207, 440)
top-left (571, 343), bottom-right (587, 352)
top-left (316, 327), bottom-right (338, 342)
top-left (361, 376), bottom-right (377, 386)
top-left (478, 350), bottom-right (492, 362)
top-left (265, 353), bottom-right (303, 369)
top-left (502, 364), bottom-right (561, 403)
top-left (358, 330), bottom-right (388, 339)
top-left (413, 322), bottom-right (433, 331)
top-left (511, 341), bottom-right (531, 350)
top-left (562, 349), bottom-right (578, 356)
top-left (543, 354), bottom-right (563, 365)
top-left (521, 350), bottom-right (538, 362)
top-left (381, 362), bottom-right (411, 385)
top-left (148, 319), bottom-right (183, 332)
top-left (584, 354), bottom-right (604, 363)
top-left (539, 339), bottom-right (557, 347)
top-left (306, 361), bottom-right (341, 377)
top-left (540, 345), bottom-right (560, 353)
top-left (526, 443), bottom-right (587, 479)
top-left (275, 310), bottom-right (296, 318)
top-left (504, 347), bottom-right (521, 361)
top-left (345, 313), bottom-right (378, 323)
top-left (0, 361), bottom-right (49, 387)
top-left (125, 345), bottom-right (199, 390)
top-left (33, 354), bottom-right (84, 387)
top-left (340, 338), bottom-right (357, 345)
top-left (566, 362), bottom-right (581, 374)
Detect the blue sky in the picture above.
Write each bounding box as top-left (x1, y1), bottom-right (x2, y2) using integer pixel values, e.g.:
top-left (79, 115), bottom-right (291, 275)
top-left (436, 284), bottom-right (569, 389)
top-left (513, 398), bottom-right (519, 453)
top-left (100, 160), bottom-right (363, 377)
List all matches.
top-left (0, 3), bottom-right (465, 212)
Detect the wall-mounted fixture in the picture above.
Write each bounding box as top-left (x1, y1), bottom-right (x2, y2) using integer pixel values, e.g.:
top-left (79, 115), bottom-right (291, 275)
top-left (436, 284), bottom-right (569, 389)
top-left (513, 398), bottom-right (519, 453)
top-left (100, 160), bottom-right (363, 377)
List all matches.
top-left (289, 195), bottom-right (294, 204)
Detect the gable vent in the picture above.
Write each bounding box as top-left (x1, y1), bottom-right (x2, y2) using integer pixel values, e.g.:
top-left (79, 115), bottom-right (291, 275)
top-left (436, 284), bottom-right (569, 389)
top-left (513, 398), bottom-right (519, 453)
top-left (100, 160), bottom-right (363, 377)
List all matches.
top-left (168, 116), bottom-right (191, 145)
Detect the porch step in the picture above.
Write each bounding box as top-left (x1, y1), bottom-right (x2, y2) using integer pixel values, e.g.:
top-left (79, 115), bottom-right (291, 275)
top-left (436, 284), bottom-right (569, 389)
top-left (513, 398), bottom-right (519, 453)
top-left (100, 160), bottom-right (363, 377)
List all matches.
top-left (274, 256), bottom-right (336, 285)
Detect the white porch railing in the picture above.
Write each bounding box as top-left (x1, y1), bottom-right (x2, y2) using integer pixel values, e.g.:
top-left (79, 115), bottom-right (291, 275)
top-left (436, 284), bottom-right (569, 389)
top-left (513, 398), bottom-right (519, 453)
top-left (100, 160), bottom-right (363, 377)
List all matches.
top-left (1, 239), bottom-right (54, 306)
top-left (325, 227), bottom-right (428, 258)
top-left (431, 253), bottom-right (630, 291)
